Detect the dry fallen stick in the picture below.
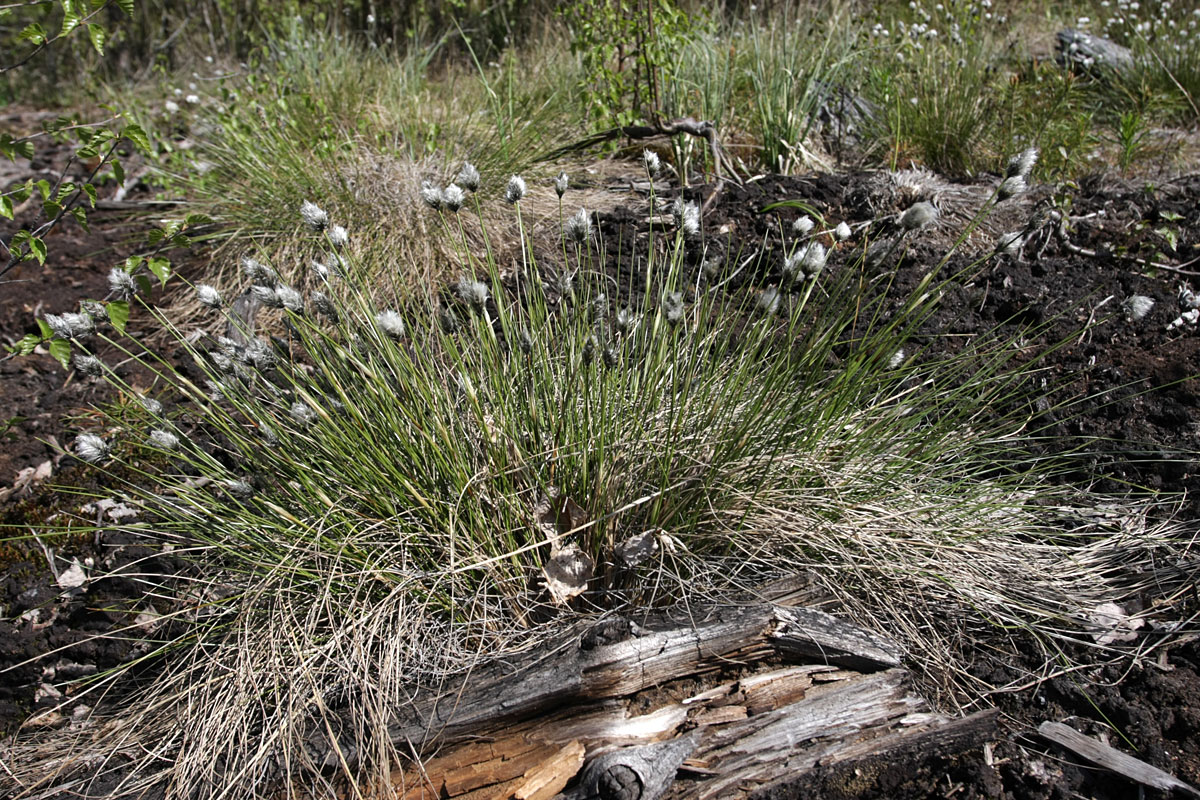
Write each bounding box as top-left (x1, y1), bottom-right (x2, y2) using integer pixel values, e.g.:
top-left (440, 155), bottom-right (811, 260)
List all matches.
top-left (1038, 721), bottom-right (1200, 798)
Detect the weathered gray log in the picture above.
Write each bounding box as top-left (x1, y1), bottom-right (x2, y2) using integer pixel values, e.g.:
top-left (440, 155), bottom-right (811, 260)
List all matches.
top-left (1039, 721), bottom-right (1200, 798)
top-left (1056, 29), bottom-right (1136, 76)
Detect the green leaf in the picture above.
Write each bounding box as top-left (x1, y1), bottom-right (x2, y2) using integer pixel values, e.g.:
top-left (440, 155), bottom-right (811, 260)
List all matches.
top-left (146, 257), bottom-right (171, 286)
top-left (48, 339), bottom-right (72, 370)
top-left (61, 8), bottom-right (81, 37)
top-left (12, 181), bottom-right (31, 202)
top-left (14, 334), bottom-right (43, 356)
top-left (107, 300), bottom-right (130, 334)
top-left (71, 207), bottom-right (89, 231)
top-left (35, 179), bottom-right (51, 200)
top-left (87, 23), bottom-right (105, 54)
top-left (43, 200), bottom-right (63, 219)
top-left (18, 23), bottom-right (47, 45)
top-left (112, 0), bottom-right (133, 15)
top-left (0, 196), bottom-right (12, 220)
top-left (135, 275), bottom-right (152, 295)
top-left (124, 255), bottom-right (144, 271)
top-left (36, 318), bottom-right (53, 339)
top-left (82, 183), bottom-right (97, 207)
top-left (111, 158), bottom-right (124, 186)
top-left (122, 124), bottom-right (151, 154)
top-left (28, 236), bottom-right (47, 265)
top-left (0, 134), bottom-right (35, 162)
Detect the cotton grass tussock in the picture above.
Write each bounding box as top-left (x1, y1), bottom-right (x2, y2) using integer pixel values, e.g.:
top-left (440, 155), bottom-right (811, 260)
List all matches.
top-left (300, 200), bottom-right (329, 232)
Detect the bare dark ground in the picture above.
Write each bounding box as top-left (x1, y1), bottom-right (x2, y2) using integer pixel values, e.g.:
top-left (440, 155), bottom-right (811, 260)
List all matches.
top-left (2, 152), bottom-right (1198, 797)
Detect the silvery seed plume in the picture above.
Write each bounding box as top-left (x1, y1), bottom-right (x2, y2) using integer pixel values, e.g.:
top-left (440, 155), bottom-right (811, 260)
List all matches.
top-left (206, 380), bottom-right (225, 401)
top-left (505, 175), bottom-right (526, 204)
top-left (900, 201), bottom-right (938, 231)
top-left (1006, 147), bottom-right (1039, 180)
top-left (80, 300), bottom-right (105, 319)
top-left (555, 172), bottom-right (569, 197)
top-left (46, 312), bottom-right (95, 339)
top-left (782, 252), bottom-right (805, 283)
top-left (678, 201), bottom-right (701, 238)
top-left (566, 208), bottom-right (592, 243)
top-left (602, 347), bottom-right (618, 368)
top-left (835, 221), bottom-right (852, 241)
top-left (802, 242), bottom-right (827, 276)
top-left (582, 333), bottom-right (597, 365)
top-left (441, 185), bottom-right (465, 212)
top-left (108, 267), bottom-right (137, 299)
top-left (311, 291), bottom-right (338, 321)
top-left (252, 284), bottom-right (283, 309)
top-left (329, 225), bottom-right (349, 249)
top-left (300, 200), bottom-right (329, 232)
top-left (997, 175), bottom-right (1026, 201)
top-left (420, 180), bottom-right (443, 210)
top-left (793, 216), bottom-right (815, 235)
top-left (142, 397), bottom-right (163, 416)
top-left (457, 276), bottom-right (490, 309)
top-left (74, 354), bottom-right (105, 378)
top-left (375, 309), bottom-right (406, 339)
top-left (643, 149), bottom-right (661, 177)
top-left (458, 162), bottom-right (481, 192)
top-left (290, 401), bottom-right (316, 425)
top-left (757, 287), bottom-right (782, 315)
top-left (888, 348), bottom-right (907, 369)
top-left (241, 256), bottom-right (277, 287)
top-left (275, 285), bottom-right (304, 313)
top-left (311, 260), bottom-right (331, 281)
top-left (997, 231), bottom-right (1025, 257)
top-left (196, 284), bottom-right (223, 309)
top-left (75, 433), bottom-right (110, 464)
top-left (1124, 295), bottom-right (1154, 321)
top-left (615, 307), bottom-right (637, 336)
top-left (866, 238), bottom-right (893, 269)
top-left (244, 337), bottom-right (277, 369)
top-left (223, 478), bottom-right (254, 500)
top-left (149, 429), bottom-right (179, 450)
top-left (663, 292), bottom-right (685, 326)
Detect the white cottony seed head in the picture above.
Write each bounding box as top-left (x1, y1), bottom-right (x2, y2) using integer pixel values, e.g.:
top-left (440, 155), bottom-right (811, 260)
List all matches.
top-left (329, 225), bottom-right (349, 249)
top-left (312, 291), bottom-right (339, 320)
top-left (46, 312), bottom-right (95, 340)
top-left (505, 175), bottom-right (526, 204)
top-left (1124, 294), bottom-right (1155, 321)
top-left (456, 277), bottom-right (490, 309)
top-left (252, 284), bottom-right (283, 308)
top-left (290, 401), bottom-right (317, 425)
top-left (375, 309), bottom-right (406, 339)
top-left (888, 348), bottom-right (907, 369)
top-left (300, 200), bottom-right (329, 232)
top-left (900, 201), bottom-right (939, 231)
top-left (835, 221), bottom-right (852, 241)
top-left (74, 354), bottom-right (105, 377)
top-left (555, 171), bottom-right (569, 197)
top-left (757, 287), bottom-right (781, 315)
top-left (615, 307), bottom-right (637, 336)
top-left (275, 285), bottom-right (304, 313)
top-left (223, 478), bottom-right (254, 499)
top-left (793, 216), bottom-right (815, 235)
top-left (420, 180), bottom-right (443, 210)
top-left (663, 292), bottom-right (685, 326)
top-left (149, 429), bottom-right (180, 450)
top-left (441, 184), bottom-right (465, 212)
top-left (643, 149), bottom-right (661, 177)
top-left (566, 208), bottom-right (592, 244)
top-left (196, 284), bottom-right (223, 308)
top-left (678, 201), bottom-right (701, 238)
top-left (241, 256), bottom-right (277, 287)
top-left (108, 267), bottom-right (137, 299)
top-left (782, 252), bottom-right (804, 283)
top-left (1006, 146), bottom-right (1039, 180)
top-left (802, 242), bottom-right (828, 276)
top-left (75, 433), bottom-right (110, 463)
top-left (457, 162), bottom-right (481, 192)
top-left (142, 397), bottom-right (163, 416)
top-left (997, 231), bottom-right (1025, 257)
top-left (997, 175), bottom-right (1027, 201)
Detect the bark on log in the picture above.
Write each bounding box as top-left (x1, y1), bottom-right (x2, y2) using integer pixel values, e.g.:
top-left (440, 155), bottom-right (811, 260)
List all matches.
top-left (299, 603), bottom-right (993, 799)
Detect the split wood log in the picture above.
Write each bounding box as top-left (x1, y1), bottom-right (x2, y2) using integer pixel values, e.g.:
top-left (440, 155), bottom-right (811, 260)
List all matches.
top-left (1039, 721), bottom-right (1200, 798)
top-left (290, 603), bottom-right (996, 799)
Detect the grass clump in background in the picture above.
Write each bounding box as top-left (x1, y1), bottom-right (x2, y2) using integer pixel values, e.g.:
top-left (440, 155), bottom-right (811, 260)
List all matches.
top-left (5, 161), bottom-right (1195, 795)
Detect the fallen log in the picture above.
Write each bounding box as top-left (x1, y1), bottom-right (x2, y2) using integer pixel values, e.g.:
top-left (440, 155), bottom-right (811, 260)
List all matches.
top-left (290, 603), bottom-right (997, 799)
